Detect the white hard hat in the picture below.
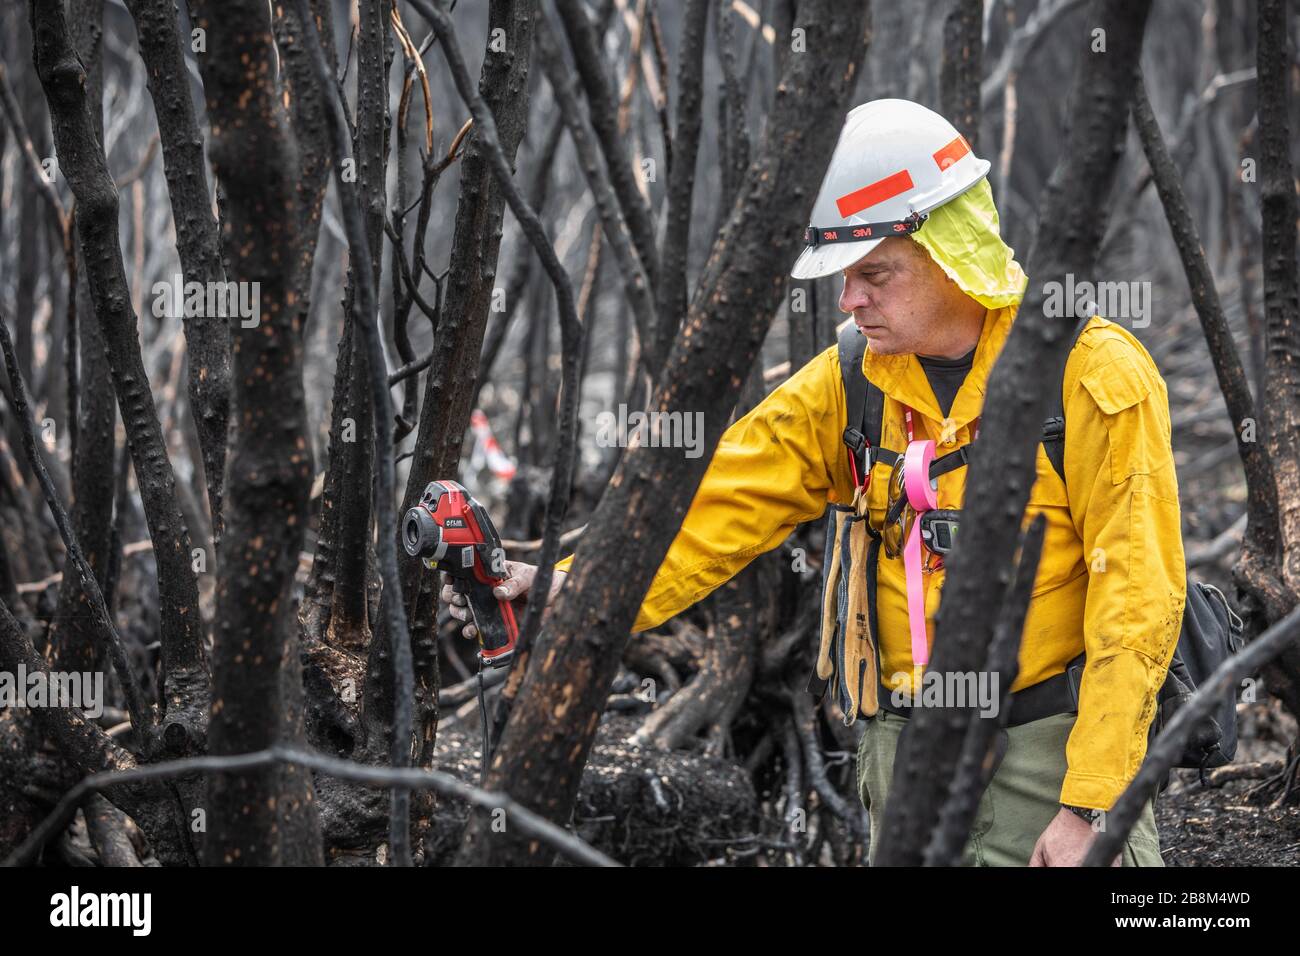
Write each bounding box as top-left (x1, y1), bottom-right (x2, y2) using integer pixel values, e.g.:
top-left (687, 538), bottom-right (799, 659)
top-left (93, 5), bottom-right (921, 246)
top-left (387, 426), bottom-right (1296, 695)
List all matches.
top-left (790, 99), bottom-right (991, 280)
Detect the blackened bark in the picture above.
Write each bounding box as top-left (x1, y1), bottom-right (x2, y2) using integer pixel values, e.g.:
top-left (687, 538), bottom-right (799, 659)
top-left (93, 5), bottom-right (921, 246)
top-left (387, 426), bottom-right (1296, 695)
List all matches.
top-left (631, 367), bottom-right (773, 752)
top-left (124, 0), bottom-right (231, 543)
top-left (49, 0), bottom-right (115, 677)
top-left (714, 0), bottom-right (749, 217)
top-left (653, 0), bottom-right (708, 373)
top-left (304, 0), bottom-right (395, 858)
top-left (84, 794), bottom-right (142, 866)
top-left (535, 15), bottom-right (655, 367)
top-left (0, 597), bottom-right (197, 866)
top-left (388, 30), bottom-right (445, 445)
top-left (336, 0), bottom-right (390, 650)
top-left (554, 0), bottom-right (659, 287)
top-left (189, 0), bottom-right (319, 865)
top-left (48, 247), bottom-right (112, 671)
top-left (0, 60), bottom-right (80, 474)
top-left (1245, 0), bottom-right (1300, 729)
top-left (1132, 72), bottom-right (1288, 628)
top-left (0, 309), bottom-right (150, 744)
top-left (0, 27), bottom-right (5, 217)
top-left (292, 0), bottom-right (416, 867)
top-left (311, 0), bottom-right (389, 655)
top-left (12, 56), bottom-right (43, 390)
top-left (408, 0), bottom-right (586, 862)
top-left (305, 318), bottom-right (362, 645)
top-left (273, 0), bottom-right (336, 315)
top-left (271, 0), bottom-right (339, 865)
top-left (873, 0), bottom-right (1151, 867)
top-left (456, 0), bottom-right (871, 865)
top-left (29, 0), bottom-right (209, 736)
top-left (471, 115), bottom-right (565, 411)
top-left (939, 0), bottom-right (982, 150)
top-left (525, 277), bottom-right (554, 454)
top-left (473, 5), bottom-right (619, 416)
top-left (1256, 0), bottom-right (1300, 596)
top-left (330, 332), bottom-right (377, 655)
top-left (575, 218), bottom-right (604, 390)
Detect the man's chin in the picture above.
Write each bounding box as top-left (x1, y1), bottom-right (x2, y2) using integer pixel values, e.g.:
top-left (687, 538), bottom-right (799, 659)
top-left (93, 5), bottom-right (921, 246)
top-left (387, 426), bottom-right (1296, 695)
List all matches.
top-left (861, 332), bottom-right (899, 354)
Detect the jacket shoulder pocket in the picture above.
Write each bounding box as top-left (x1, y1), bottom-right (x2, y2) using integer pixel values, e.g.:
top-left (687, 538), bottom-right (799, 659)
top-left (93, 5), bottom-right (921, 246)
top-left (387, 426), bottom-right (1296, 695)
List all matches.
top-left (1078, 348), bottom-right (1160, 484)
top-left (1078, 352), bottom-right (1151, 416)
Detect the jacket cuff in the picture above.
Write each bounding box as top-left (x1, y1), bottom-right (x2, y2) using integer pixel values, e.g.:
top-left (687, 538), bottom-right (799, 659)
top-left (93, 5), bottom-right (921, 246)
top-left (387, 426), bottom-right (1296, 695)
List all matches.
top-left (1059, 769), bottom-right (1124, 811)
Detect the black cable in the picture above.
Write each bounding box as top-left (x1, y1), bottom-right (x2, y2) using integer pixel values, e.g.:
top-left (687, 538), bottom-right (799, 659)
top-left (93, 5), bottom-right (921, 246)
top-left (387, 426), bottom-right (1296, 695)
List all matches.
top-left (476, 664), bottom-right (490, 789)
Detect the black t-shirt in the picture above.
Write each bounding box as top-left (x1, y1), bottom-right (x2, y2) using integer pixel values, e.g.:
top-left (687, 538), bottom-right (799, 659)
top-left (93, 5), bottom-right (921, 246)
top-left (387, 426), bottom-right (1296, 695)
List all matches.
top-left (917, 344), bottom-right (976, 419)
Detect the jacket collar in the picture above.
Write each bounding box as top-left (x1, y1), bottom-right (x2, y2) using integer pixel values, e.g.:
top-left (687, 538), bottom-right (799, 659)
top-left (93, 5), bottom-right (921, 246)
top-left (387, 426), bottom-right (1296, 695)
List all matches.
top-left (859, 304), bottom-right (1018, 432)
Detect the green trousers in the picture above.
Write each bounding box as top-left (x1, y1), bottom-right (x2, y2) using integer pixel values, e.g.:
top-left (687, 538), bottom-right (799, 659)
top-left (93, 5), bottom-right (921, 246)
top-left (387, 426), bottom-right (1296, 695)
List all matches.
top-left (856, 709), bottom-right (1164, 866)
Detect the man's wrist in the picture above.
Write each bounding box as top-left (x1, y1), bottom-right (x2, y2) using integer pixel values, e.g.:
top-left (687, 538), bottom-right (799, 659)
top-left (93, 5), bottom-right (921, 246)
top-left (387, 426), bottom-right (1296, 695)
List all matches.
top-left (1061, 803), bottom-right (1103, 825)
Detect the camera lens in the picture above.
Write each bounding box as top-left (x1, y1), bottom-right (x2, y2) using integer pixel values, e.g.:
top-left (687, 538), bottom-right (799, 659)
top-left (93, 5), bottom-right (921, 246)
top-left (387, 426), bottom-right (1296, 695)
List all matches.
top-left (401, 507), bottom-right (440, 557)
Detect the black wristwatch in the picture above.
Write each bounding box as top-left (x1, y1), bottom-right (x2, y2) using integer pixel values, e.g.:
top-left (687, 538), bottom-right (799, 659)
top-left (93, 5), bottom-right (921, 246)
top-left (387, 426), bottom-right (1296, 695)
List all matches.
top-left (1062, 803), bottom-right (1103, 826)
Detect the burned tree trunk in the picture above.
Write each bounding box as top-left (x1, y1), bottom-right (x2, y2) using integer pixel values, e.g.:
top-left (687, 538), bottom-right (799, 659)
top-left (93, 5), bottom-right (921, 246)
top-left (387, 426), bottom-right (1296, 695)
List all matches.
top-left (270, 0), bottom-right (341, 850)
top-left (471, 115), bottom-right (565, 412)
top-left (713, 0), bottom-right (750, 225)
top-left (0, 309), bottom-right (195, 862)
top-left (291, 0), bottom-right (421, 866)
top-left (124, 0), bottom-right (231, 540)
top-left (872, 0), bottom-right (1152, 866)
top-left (653, 0), bottom-right (708, 372)
top-left (629, 104), bottom-right (775, 757)
top-left (1132, 71), bottom-right (1300, 727)
top-left (533, 13), bottom-right (654, 377)
top-left (273, 0), bottom-right (336, 322)
top-left (1255, 0), bottom-right (1300, 600)
top-left (939, 0), bottom-right (982, 151)
top-left (11, 48), bottom-right (43, 392)
top-left (30, 0), bottom-right (209, 746)
top-left (308, 0), bottom-right (390, 656)
top-left (271, 0), bottom-right (340, 864)
top-left (47, 0), bottom-right (115, 678)
top-left (188, 0), bottom-right (319, 865)
top-left (456, 0), bottom-right (871, 866)
top-left (554, 0), bottom-right (659, 292)
top-left (1242, 0), bottom-right (1300, 752)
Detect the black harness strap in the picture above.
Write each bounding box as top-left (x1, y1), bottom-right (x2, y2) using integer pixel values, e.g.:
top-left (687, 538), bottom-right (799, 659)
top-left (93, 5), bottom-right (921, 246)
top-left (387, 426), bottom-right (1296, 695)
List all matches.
top-left (1041, 314), bottom-right (1095, 483)
top-left (838, 325), bottom-right (870, 457)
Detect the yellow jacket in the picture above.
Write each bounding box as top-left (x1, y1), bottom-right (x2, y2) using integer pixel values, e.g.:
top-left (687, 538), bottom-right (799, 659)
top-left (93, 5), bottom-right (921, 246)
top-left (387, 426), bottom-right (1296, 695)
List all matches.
top-left (555, 304), bottom-right (1185, 810)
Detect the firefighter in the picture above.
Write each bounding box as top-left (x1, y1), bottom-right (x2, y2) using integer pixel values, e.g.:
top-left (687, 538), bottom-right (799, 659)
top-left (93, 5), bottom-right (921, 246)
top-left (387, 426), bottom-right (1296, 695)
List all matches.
top-left (446, 99), bottom-right (1181, 867)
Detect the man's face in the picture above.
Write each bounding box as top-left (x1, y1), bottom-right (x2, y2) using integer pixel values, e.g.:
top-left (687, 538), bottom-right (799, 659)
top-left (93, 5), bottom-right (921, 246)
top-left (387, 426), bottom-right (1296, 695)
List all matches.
top-left (837, 237), bottom-right (964, 356)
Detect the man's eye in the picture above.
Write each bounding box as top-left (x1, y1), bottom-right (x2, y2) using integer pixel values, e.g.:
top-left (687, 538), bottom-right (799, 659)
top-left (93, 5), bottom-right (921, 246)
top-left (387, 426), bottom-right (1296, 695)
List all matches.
top-left (861, 271), bottom-right (888, 284)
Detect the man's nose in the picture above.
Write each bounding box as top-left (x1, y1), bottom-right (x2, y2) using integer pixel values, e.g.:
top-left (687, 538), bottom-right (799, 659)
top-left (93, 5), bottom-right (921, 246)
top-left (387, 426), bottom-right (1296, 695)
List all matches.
top-left (839, 276), bottom-right (869, 314)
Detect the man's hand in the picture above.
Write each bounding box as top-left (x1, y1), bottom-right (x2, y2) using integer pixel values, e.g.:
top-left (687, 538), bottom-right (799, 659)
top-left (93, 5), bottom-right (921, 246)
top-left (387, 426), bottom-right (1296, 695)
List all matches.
top-left (440, 560), bottom-right (567, 641)
top-left (1028, 807), bottom-right (1121, 867)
